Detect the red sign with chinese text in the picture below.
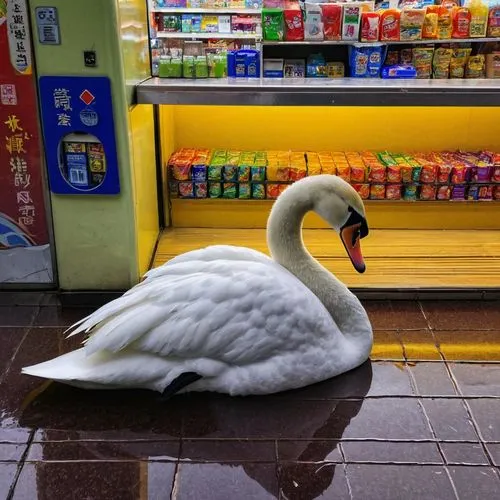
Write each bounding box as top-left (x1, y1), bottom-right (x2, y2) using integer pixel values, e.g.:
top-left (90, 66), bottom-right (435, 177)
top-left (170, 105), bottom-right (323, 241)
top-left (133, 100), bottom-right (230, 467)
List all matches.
top-left (0, 0), bottom-right (49, 247)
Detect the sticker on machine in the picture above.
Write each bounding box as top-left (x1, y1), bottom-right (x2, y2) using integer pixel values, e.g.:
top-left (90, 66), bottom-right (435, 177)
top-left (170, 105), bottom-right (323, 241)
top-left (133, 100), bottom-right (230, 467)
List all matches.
top-left (0, 84), bottom-right (17, 105)
top-left (7, 0), bottom-right (33, 74)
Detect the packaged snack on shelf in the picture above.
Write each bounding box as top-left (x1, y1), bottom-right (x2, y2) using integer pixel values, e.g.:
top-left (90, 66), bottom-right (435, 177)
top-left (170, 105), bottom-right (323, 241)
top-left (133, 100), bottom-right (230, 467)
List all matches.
top-left (473, 165), bottom-right (492, 182)
top-left (222, 182), bottom-right (237, 198)
top-left (251, 183), bottom-right (266, 199)
top-left (168, 181), bottom-right (179, 199)
top-left (478, 185), bottom-right (493, 200)
top-left (381, 64), bottom-right (418, 78)
top-left (419, 184), bottom-right (437, 200)
top-left (403, 184), bottom-right (418, 200)
top-left (433, 47), bottom-right (453, 78)
top-left (251, 165), bottom-right (266, 181)
top-left (327, 62), bottom-right (345, 78)
top-left (238, 165), bottom-right (251, 182)
top-left (194, 182), bottom-right (208, 198)
top-left (266, 183), bottom-right (281, 199)
top-left (351, 164), bottom-right (367, 182)
top-left (337, 165), bottom-right (351, 182)
top-left (400, 9), bottom-right (426, 41)
top-left (307, 53), bottom-right (328, 77)
top-left (284, 1), bottom-right (304, 41)
top-left (493, 165), bottom-right (500, 182)
top-left (386, 184), bottom-right (402, 200)
top-left (322, 4), bottom-right (342, 41)
top-left (380, 9), bottom-right (401, 41)
top-left (438, 6), bottom-right (453, 39)
top-left (263, 8), bottom-right (284, 40)
top-left (352, 183), bottom-right (370, 199)
top-left (423, 6), bottom-right (439, 39)
top-left (466, 54), bottom-right (486, 78)
top-left (320, 164), bottom-right (337, 175)
top-left (451, 164), bottom-right (469, 184)
top-left (494, 185), bottom-right (500, 200)
top-left (412, 46), bottom-right (434, 78)
top-left (369, 164), bottom-right (387, 182)
top-left (400, 48), bottom-right (413, 64)
top-left (437, 185), bottom-right (452, 200)
top-left (387, 164), bottom-right (402, 182)
top-left (360, 12), bottom-right (380, 42)
top-left (179, 181), bottom-right (195, 198)
top-left (349, 45), bottom-right (385, 78)
top-left (342, 4), bottom-right (362, 41)
top-left (370, 184), bottom-right (386, 200)
top-left (223, 165), bottom-right (238, 181)
top-left (385, 50), bottom-right (399, 65)
top-left (451, 185), bottom-right (466, 200)
top-left (208, 164), bottom-right (223, 181)
top-left (400, 164), bottom-right (413, 183)
top-left (486, 52), bottom-right (500, 78)
top-left (451, 6), bottom-right (471, 38)
top-left (284, 59), bottom-right (306, 77)
top-left (238, 183), bottom-right (251, 199)
top-left (438, 164), bottom-right (452, 183)
top-left (450, 47), bottom-right (472, 78)
top-left (304, 3), bottom-right (324, 40)
top-left (192, 164), bottom-right (207, 182)
top-left (208, 182), bottom-right (222, 198)
top-left (488, 6), bottom-right (500, 37)
top-left (469, 0), bottom-right (488, 37)
top-left (467, 185), bottom-right (479, 200)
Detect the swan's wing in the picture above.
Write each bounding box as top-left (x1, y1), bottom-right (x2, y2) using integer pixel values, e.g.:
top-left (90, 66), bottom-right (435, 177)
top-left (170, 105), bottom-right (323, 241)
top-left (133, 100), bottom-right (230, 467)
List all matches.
top-left (68, 252), bottom-right (338, 366)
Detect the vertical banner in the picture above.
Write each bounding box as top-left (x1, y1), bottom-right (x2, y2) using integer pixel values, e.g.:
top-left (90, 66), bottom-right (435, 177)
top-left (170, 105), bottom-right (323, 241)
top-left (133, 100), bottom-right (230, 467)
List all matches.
top-left (0, 0), bottom-right (52, 283)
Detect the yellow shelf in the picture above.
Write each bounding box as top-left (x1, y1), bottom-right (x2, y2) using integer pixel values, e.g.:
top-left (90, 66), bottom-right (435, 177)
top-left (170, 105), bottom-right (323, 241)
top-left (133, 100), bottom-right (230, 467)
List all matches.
top-left (154, 228), bottom-right (500, 288)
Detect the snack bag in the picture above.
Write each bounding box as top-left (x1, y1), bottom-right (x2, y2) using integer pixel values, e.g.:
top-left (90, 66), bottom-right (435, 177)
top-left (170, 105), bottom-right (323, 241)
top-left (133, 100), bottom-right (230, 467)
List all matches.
top-left (342, 4), bottom-right (362, 41)
top-left (351, 165), bottom-right (367, 182)
top-left (433, 47), bottom-right (453, 79)
top-left (304, 3), bottom-right (323, 40)
top-left (400, 48), bottom-right (413, 65)
top-left (494, 185), bottom-right (500, 200)
top-left (360, 12), bottom-right (380, 42)
top-left (438, 6), bottom-right (452, 39)
top-left (450, 47), bottom-right (472, 78)
top-left (222, 182), bottom-right (237, 198)
top-left (400, 9), bottom-right (426, 41)
top-left (192, 165), bottom-right (207, 182)
top-left (251, 183), bottom-right (266, 199)
top-left (380, 9), bottom-right (401, 41)
top-left (369, 164), bottom-right (387, 182)
top-left (289, 164), bottom-right (307, 180)
top-left (451, 7), bottom-right (471, 38)
top-left (419, 185), bottom-right (437, 200)
top-left (469, 0), bottom-right (488, 37)
top-left (420, 164), bottom-right (438, 183)
top-left (263, 8), bottom-right (284, 40)
top-left (168, 181), bottom-right (179, 198)
top-left (387, 164), bottom-right (402, 182)
top-left (251, 165), bottom-right (266, 181)
top-left (208, 182), bottom-right (222, 198)
top-left (322, 4), bottom-right (342, 41)
top-left (438, 164), bottom-right (452, 183)
top-left (466, 55), bottom-right (485, 78)
top-left (327, 62), bottom-right (345, 78)
top-left (194, 182), bottom-right (208, 198)
top-left (412, 47), bottom-right (434, 78)
top-left (238, 183), bottom-right (251, 199)
top-left (337, 165), bottom-right (351, 182)
top-left (385, 50), bottom-right (399, 65)
top-left (386, 184), bottom-right (402, 199)
top-left (412, 165), bottom-right (422, 182)
top-left (208, 164), bottom-right (223, 181)
top-left (400, 164), bottom-right (413, 183)
top-left (437, 185), bottom-right (452, 200)
top-left (352, 183), bottom-right (370, 199)
top-left (266, 183), bottom-right (281, 199)
top-left (451, 165), bottom-right (468, 184)
top-left (370, 184), bottom-right (386, 199)
top-left (223, 165), bottom-right (238, 181)
top-left (284, 1), bottom-right (304, 41)
top-left (488, 6), bottom-right (500, 37)
top-left (238, 165), bottom-right (251, 182)
top-left (423, 6), bottom-right (439, 39)
top-left (172, 160), bottom-right (192, 180)
top-left (403, 185), bottom-right (417, 200)
top-left (451, 185), bottom-right (466, 200)
top-left (179, 181), bottom-right (195, 198)
top-left (493, 165), bottom-right (500, 183)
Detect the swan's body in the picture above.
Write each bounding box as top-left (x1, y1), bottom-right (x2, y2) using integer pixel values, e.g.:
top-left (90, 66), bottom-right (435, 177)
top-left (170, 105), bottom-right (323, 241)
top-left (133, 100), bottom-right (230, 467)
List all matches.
top-left (22, 175), bottom-right (373, 396)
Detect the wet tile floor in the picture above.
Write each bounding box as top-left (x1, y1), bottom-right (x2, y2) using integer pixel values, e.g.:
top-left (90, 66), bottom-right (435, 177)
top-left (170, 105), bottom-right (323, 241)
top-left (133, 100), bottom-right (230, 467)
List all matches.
top-left (0, 293), bottom-right (499, 499)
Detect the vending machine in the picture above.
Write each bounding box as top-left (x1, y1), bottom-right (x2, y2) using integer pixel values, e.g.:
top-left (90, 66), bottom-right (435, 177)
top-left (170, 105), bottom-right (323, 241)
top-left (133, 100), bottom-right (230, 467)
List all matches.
top-left (0, 0), bottom-right (54, 285)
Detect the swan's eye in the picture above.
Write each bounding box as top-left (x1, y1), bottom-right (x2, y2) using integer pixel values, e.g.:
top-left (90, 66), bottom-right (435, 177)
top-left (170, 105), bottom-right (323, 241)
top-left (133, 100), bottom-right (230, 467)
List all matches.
top-left (352, 227), bottom-right (361, 246)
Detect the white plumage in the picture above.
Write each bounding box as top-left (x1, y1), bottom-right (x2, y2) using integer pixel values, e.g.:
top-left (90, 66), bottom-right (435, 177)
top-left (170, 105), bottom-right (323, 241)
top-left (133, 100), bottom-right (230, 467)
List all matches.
top-left (22, 175), bottom-right (373, 396)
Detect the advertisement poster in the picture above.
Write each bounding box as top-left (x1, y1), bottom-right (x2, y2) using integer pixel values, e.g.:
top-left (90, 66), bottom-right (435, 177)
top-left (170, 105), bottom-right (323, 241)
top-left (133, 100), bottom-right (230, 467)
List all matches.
top-left (0, 0), bottom-right (53, 283)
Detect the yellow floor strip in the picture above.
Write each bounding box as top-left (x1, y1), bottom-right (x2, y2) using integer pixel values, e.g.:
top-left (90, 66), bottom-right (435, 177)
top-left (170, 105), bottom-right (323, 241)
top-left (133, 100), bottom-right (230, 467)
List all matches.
top-left (154, 228), bottom-right (500, 288)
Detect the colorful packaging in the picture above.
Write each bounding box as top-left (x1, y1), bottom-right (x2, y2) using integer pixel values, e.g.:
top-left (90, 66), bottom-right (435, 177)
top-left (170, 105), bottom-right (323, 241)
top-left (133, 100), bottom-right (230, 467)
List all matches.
top-left (304, 3), bottom-right (324, 40)
top-left (466, 54), bottom-right (486, 78)
top-left (352, 183), bottom-right (370, 199)
top-left (222, 182), bottom-right (237, 198)
top-left (360, 12), bottom-right (380, 42)
top-left (337, 165), bottom-right (351, 182)
top-left (438, 6), bottom-right (453, 39)
top-left (370, 184), bottom-right (386, 200)
top-left (263, 8), bottom-right (284, 40)
top-left (452, 185), bottom-right (467, 200)
top-left (400, 48), bottom-right (413, 65)
top-left (412, 47), bottom-right (434, 78)
top-left (322, 4), bottom-right (342, 41)
top-left (400, 164), bottom-right (413, 183)
top-left (192, 165), bottom-right (207, 182)
top-left (251, 183), bottom-right (266, 199)
top-left (469, 0), bottom-right (488, 37)
top-left (412, 165), bottom-right (422, 182)
top-left (172, 160), bottom-right (192, 180)
top-left (266, 183), bottom-right (281, 199)
top-left (289, 165), bottom-right (307, 180)
top-left (194, 182), bottom-right (207, 198)
top-left (369, 164), bottom-right (387, 182)
top-left (420, 185), bottom-right (437, 200)
top-left (342, 4), bottom-right (362, 41)
top-left (238, 183), bottom-right (251, 199)
top-left (403, 185), bottom-right (418, 200)
top-left (207, 165), bottom-right (223, 181)
top-left (168, 180), bottom-right (179, 198)
top-left (437, 185), bottom-right (452, 200)
top-left (423, 6), bottom-right (439, 39)
top-left (420, 164), bottom-right (438, 183)
top-left (251, 166), bottom-right (266, 181)
top-left (349, 45), bottom-right (385, 78)
top-left (179, 181), bottom-right (195, 198)
top-left (433, 47), bottom-right (453, 78)
top-left (451, 165), bottom-right (468, 184)
top-left (284, 1), bottom-right (304, 41)
top-left (400, 9), bottom-right (426, 41)
top-left (451, 7), bottom-right (471, 38)
top-left (238, 165), bottom-right (251, 182)
top-left (327, 62), bottom-right (345, 78)
top-left (351, 165), bottom-right (367, 182)
top-left (494, 185), bottom-right (500, 200)
top-left (380, 9), bottom-right (401, 41)
top-left (385, 50), bottom-right (399, 66)
top-left (450, 47), bottom-right (472, 78)
top-left (387, 164), bottom-right (402, 182)
top-left (488, 6), bottom-right (500, 37)
top-left (208, 182), bottom-right (222, 198)
top-left (386, 184), bottom-right (401, 199)
top-left (438, 164), bottom-right (452, 183)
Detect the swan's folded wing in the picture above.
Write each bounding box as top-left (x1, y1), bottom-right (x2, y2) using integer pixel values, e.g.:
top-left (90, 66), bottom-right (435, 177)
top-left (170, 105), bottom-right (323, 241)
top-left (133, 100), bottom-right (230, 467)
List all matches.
top-left (69, 258), bottom-right (338, 366)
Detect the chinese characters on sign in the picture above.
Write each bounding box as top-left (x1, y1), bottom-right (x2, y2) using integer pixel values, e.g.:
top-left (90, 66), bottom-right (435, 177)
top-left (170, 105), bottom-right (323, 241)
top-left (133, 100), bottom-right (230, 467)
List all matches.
top-left (6, 0), bottom-right (32, 74)
top-left (53, 87), bottom-right (72, 127)
top-left (3, 114), bottom-right (35, 228)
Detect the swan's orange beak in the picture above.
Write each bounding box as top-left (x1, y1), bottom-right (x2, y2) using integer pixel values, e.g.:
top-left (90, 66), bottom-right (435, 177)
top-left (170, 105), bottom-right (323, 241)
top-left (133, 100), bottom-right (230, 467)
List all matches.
top-left (340, 223), bottom-right (366, 274)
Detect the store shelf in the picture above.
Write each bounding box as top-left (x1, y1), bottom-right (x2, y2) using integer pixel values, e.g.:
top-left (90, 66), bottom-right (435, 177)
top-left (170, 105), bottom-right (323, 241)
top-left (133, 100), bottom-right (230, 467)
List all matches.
top-left (155, 31), bottom-right (260, 39)
top-left (262, 37), bottom-right (500, 46)
top-left (154, 228), bottom-right (500, 288)
top-left (136, 77), bottom-right (500, 106)
top-left (151, 8), bottom-right (261, 14)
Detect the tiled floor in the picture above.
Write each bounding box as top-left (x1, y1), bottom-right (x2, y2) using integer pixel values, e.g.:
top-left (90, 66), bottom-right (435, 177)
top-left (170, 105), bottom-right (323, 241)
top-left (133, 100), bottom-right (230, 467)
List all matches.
top-left (0, 293), bottom-right (499, 499)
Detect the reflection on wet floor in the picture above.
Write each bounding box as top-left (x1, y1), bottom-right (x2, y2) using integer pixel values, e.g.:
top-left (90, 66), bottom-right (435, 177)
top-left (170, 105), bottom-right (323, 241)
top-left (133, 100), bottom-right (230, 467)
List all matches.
top-left (0, 295), bottom-right (499, 499)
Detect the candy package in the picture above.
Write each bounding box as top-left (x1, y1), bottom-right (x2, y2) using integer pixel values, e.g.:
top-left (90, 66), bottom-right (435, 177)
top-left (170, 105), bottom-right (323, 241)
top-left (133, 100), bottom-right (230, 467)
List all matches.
top-left (412, 47), bottom-right (434, 78)
top-left (208, 165), bottom-right (223, 181)
top-left (222, 182), bottom-right (237, 198)
top-left (252, 183), bottom-right (266, 199)
top-left (420, 163), bottom-right (438, 183)
top-left (238, 183), bottom-right (251, 199)
top-left (337, 165), bottom-right (351, 182)
top-left (437, 164), bottom-right (452, 183)
top-left (400, 164), bottom-right (413, 183)
top-left (179, 181), bottom-right (194, 198)
top-left (322, 4), bottom-right (342, 41)
top-left (451, 185), bottom-right (466, 200)
top-left (494, 185), bottom-right (500, 200)
top-left (342, 4), bottom-right (362, 41)
top-left (266, 183), bottom-right (281, 199)
top-left (172, 160), bottom-right (192, 180)
top-left (194, 182), bottom-right (207, 198)
top-left (284, 1), bottom-right (304, 41)
top-left (352, 183), bottom-right (370, 199)
top-left (450, 47), bottom-right (472, 78)
top-left (223, 165), bottom-right (238, 181)
top-left (437, 185), bottom-right (452, 200)
top-left (467, 185), bottom-right (479, 200)
top-left (208, 182), bottom-right (222, 198)
top-left (387, 164), bottom-right (402, 182)
top-left (386, 184), bottom-right (402, 199)
top-left (380, 9), bottom-right (401, 41)
top-left (238, 165), bottom-right (251, 182)
top-left (400, 9), bottom-right (425, 41)
top-left (419, 184), bottom-right (437, 200)
top-left (304, 3), bottom-right (323, 40)
top-left (433, 47), bottom-right (453, 79)
top-left (369, 164), bottom-right (387, 182)
top-left (168, 181), bottom-right (179, 198)
top-left (263, 8), bottom-right (284, 40)
top-left (370, 184), bottom-right (386, 200)
top-left (360, 12), bottom-right (379, 42)
top-left (251, 166), bottom-right (266, 181)
top-left (350, 165), bottom-right (367, 182)
top-left (403, 185), bottom-right (418, 200)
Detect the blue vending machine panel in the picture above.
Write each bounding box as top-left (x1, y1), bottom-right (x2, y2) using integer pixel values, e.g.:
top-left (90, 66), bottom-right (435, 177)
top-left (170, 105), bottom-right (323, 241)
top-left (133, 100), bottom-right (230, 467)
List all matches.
top-left (39, 76), bottom-right (120, 195)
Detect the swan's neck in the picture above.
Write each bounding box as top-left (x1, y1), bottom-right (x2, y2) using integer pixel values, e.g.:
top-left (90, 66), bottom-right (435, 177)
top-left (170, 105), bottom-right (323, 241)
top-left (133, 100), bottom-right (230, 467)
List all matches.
top-left (266, 188), bottom-right (371, 343)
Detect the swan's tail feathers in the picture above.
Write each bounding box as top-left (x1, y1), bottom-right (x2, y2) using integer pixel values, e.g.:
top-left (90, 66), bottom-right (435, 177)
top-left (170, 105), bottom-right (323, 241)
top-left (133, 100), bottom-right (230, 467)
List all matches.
top-left (160, 372), bottom-right (203, 401)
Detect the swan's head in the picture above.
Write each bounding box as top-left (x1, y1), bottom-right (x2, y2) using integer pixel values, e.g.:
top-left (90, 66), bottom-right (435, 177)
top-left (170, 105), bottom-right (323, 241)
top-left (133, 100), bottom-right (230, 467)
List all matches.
top-left (295, 175), bottom-right (369, 273)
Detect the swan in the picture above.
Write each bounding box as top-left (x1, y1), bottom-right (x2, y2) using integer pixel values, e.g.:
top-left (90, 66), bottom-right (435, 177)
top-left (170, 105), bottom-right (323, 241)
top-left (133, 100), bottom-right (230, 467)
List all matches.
top-left (22, 175), bottom-right (373, 398)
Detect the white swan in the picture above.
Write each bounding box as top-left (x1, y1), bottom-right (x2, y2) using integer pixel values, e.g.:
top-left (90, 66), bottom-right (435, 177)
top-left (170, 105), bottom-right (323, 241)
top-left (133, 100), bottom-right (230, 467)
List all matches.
top-left (22, 175), bottom-right (373, 397)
